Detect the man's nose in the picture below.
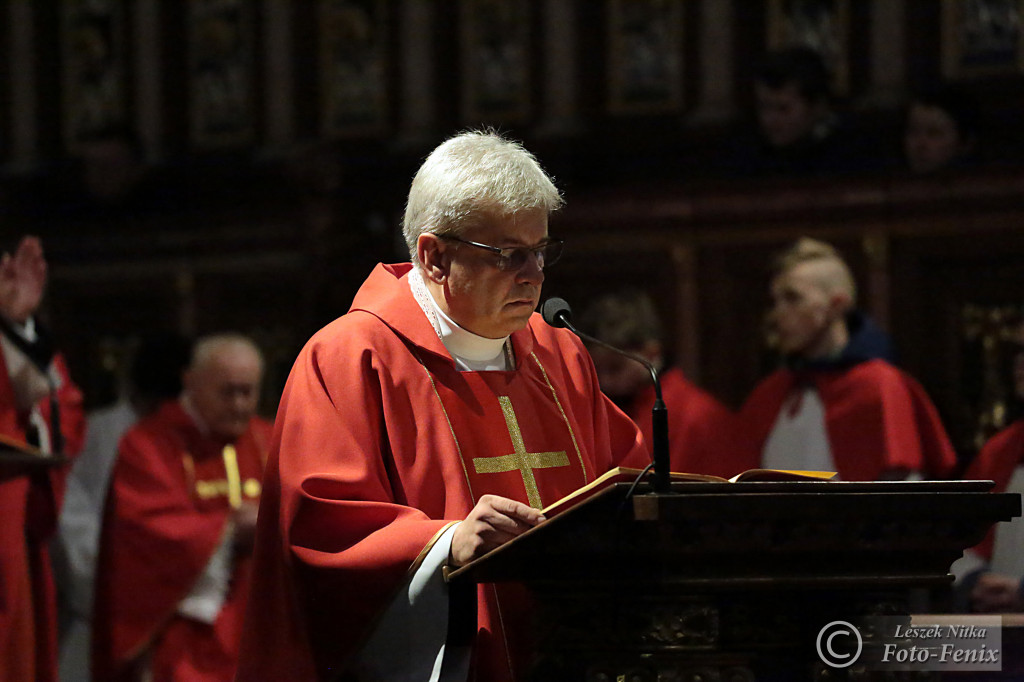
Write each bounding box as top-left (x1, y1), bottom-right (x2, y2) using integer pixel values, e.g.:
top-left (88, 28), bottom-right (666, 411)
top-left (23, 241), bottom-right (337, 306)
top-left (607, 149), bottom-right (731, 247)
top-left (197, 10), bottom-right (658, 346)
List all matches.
top-left (231, 391), bottom-right (252, 411)
top-left (517, 252), bottom-right (544, 284)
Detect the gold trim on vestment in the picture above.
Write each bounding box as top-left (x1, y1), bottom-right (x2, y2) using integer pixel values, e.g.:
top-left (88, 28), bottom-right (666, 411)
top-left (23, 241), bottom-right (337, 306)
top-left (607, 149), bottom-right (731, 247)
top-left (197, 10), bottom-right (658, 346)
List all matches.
top-left (413, 349), bottom-right (476, 506)
top-left (529, 351), bottom-right (588, 483)
top-left (182, 452), bottom-right (196, 491)
top-left (222, 444), bottom-right (243, 509)
top-left (471, 397), bottom-right (569, 509)
top-left (414, 521), bottom-right (459, 579)
top-left (243, 478), bottom-right (261, 498)
top-left (490, 583), bottom-right (517, 680)
top-left (194, 477), bottom-right (262, 502)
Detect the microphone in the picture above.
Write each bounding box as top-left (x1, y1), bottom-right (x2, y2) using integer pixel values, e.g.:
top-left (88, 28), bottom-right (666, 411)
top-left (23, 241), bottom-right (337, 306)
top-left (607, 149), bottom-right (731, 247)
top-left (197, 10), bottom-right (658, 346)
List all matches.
top-left (541, 297), bottom-right (670, 494)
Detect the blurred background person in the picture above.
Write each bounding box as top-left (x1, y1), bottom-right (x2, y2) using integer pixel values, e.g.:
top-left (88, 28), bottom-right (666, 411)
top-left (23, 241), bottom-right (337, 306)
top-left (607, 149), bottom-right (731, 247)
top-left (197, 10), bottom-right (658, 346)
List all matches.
top-left (955, 316), bottom-right (1024, 612)
top-left (91, 334), bottom-right (270, 682)
top-left (580, 289), bottom-right (735, 476)
top-left (23, 126), bottom-right (176, 233)
top-left (902, 84), bottom-right (981, 175)
top-left (735, 237), bottom-right (956, 481)
top-left (53, 331), bottom-right (191, 682)
top-left (719, 46), bottom-right (874, 177)
top-left (0, 235), bottom-right (86, 682)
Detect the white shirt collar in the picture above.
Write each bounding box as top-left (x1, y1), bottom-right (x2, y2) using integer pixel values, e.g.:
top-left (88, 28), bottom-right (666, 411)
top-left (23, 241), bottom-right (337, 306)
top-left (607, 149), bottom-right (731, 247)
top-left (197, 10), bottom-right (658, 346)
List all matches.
top-left (409, 267), bottom-right (510, 371)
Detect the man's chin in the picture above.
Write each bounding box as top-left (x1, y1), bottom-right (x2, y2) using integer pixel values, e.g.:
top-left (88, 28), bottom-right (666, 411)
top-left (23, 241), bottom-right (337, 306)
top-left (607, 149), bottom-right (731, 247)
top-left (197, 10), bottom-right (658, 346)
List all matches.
top-left (490, 313), bottom-right (533, 338)
top-left (214, 423), bottom-right (249, 441)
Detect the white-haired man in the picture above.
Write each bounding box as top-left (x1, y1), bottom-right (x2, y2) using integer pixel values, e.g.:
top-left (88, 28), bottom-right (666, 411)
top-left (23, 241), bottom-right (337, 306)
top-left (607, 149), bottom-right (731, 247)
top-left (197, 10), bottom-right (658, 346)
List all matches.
top-left (238, 131), bottom-right (647, 681)
top-left (92, 334), bottom-right (271, 682)
top-left (735, 237), bottom-right (956, 481)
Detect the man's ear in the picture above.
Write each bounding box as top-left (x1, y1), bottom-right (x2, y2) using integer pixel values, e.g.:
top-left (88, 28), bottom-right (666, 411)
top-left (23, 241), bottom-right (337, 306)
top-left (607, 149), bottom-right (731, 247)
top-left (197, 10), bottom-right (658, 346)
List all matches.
top-left (417, 233), bottom-right (449, 284)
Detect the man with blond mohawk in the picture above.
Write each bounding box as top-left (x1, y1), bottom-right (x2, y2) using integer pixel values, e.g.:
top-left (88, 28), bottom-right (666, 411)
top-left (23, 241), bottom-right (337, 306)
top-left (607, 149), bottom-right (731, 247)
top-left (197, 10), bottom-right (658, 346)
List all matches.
top-left (735, 237), bottom-right (956, 481)
top-left (92, 334), bottom-right (271, 682)
top-left (238, 130), bottom-right (647, 681)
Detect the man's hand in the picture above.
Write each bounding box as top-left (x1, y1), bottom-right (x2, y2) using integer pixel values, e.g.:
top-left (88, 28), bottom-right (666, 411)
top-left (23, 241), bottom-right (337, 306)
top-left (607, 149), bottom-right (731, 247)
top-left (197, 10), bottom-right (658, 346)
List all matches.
top-left (970, 572), bottom-right (1024, 612)
top-left (231, 501), bottom-right (261, 555)
top-left (0, 236), bottom-right (47, 325)
top-left (449, 494), bottom-right (545, 567)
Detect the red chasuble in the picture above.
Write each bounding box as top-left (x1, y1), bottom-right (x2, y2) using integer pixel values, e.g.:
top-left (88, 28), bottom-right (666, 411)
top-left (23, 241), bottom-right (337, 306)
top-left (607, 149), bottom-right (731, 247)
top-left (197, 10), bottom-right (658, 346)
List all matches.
top-left (0, 354), bottom-right (85, 682)
top-left (964, 420), bottom-right (1024, 561)
top-left (92, 401), bottom-right (272, 682)
top-left (735, 359), bottom-right (957, 481)
top-left (623, 367), bottom-right (737, 477)
top-left (237, 263), bottom-right (648, 682)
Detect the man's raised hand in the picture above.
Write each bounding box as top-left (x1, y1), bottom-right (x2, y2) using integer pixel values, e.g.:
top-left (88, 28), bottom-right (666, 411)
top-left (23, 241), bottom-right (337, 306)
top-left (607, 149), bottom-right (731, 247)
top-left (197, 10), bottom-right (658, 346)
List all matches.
top-left (0, 236), bottom-right (47, 324)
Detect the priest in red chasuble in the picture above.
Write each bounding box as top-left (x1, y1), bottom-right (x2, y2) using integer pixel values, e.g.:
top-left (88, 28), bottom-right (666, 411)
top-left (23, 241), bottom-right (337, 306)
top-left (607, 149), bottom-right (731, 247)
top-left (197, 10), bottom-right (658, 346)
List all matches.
top-left (237, 131), bottom-right (648, 682)
top-left (0, 236), bottom-right (86, 682)
top-left (92, 334), bottom-right (271, 682)
top-left (735, 237), bottom-right (956, 481)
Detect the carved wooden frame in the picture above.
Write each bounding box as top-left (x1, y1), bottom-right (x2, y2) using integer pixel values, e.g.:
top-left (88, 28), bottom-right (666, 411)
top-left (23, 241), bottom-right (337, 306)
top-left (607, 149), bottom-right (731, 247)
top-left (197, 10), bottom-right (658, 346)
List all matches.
top-left (766, 0), bottom-right (850, 95)
top-left (606, 0), bottom-right (685, 115)
top-left (319, 0), bottom-right (390, 137)
top-left (187, 0), bottom-right (255, 149)
top-left (942, 0), bottom-right (1024, 79)
top-left (459, 0), bottom-right (533, 125)
top-left (60, 0), bottom-right (129, 150)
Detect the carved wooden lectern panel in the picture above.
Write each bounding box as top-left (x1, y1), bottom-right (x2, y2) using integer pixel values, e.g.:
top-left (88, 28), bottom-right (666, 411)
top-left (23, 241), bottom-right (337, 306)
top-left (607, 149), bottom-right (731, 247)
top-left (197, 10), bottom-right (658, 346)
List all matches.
top-left (449, 480), bottom-right (1019, 681)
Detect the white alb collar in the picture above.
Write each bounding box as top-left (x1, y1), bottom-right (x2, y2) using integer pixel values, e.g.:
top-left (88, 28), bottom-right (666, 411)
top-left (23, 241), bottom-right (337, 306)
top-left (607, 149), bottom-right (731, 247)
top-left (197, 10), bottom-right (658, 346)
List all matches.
top-left (409, 267), bottom-right (510, 369)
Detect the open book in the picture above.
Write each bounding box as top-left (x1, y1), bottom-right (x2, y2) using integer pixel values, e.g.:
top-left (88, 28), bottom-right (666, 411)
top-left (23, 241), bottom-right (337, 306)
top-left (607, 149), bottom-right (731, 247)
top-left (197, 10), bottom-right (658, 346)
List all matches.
top-left (541, 466), bottom-right (836, 518)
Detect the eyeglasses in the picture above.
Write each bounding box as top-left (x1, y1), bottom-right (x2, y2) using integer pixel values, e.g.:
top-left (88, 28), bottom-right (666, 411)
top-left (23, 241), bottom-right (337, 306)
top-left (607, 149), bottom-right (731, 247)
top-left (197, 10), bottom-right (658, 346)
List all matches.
top-left (441, 235), bottom-right (564, 271)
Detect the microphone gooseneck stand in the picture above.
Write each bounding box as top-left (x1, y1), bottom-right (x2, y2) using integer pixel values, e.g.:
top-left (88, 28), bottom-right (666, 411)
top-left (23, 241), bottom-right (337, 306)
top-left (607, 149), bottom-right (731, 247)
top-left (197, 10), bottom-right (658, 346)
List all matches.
top-left (540, 297), bottom-right (671, 493)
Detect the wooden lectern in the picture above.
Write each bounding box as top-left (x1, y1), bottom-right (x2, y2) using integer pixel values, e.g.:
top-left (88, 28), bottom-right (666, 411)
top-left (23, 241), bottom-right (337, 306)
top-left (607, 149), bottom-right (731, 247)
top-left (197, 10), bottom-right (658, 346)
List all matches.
top-left (447, 480), bottom-right (1020, 681)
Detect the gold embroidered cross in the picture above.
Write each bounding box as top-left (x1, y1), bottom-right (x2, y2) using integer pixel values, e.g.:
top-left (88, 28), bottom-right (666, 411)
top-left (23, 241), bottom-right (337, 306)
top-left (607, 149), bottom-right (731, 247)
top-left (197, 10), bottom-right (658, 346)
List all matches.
top-left (472, 396), bottom-right (569, 509)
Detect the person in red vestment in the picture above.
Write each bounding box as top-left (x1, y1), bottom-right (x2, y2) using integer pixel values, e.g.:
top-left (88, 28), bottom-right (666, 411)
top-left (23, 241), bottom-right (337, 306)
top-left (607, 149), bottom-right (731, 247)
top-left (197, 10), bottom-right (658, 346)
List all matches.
top-left (92, 334), bottom-right (272, 682)
top-left (237, 131), bottom-right (648, 682)
top-left (955, 319), bottom-right (1024, 612)
top-left (735, 237), bottom-right (956, 481)
top-left (579, 289), bottom-right (735, 477)
top-left (0, 235), bottom-right (86, 682)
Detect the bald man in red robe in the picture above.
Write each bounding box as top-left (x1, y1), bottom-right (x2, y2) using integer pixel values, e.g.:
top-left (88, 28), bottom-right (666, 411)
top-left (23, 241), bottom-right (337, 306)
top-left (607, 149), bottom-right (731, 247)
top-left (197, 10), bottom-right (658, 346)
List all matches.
top-left (0, 236), bottom-right (86, 682)
top-left (735, 238), bottom-right (956, 481)
top-left (92, 335), bottom-right (272, 682)
top-left (237, 131), bottom-right (648, 682)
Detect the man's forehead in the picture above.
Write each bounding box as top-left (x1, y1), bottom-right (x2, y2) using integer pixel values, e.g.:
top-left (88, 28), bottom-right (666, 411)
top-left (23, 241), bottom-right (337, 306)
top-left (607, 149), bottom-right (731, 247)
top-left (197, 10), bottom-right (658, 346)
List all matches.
top-left (756, 81), bottom-right (804, 104)
top-left (772, 262), bottom-right (825, 291)
top-left (465, 210), bottom-right (549, 243)
top-left (201, 351), bottom-right (262, 377)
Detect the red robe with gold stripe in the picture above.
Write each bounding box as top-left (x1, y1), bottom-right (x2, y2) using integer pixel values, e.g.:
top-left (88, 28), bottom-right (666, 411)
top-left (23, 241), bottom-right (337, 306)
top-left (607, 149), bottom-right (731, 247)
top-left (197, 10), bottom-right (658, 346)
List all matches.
top-left (237, 263), bottom-right (648, 681)
top-left (0, 353), bottom-right (85, 682)
top-left (735, 359), bottom-right (957, 480)
top-left (91, 401), bottom-right (272, 682)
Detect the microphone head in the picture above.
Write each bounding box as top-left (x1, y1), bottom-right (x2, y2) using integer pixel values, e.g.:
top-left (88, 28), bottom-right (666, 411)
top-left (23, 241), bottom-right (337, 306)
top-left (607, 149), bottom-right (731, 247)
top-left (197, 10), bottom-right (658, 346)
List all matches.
top-left (541, 297), bottom-right (573, 328)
